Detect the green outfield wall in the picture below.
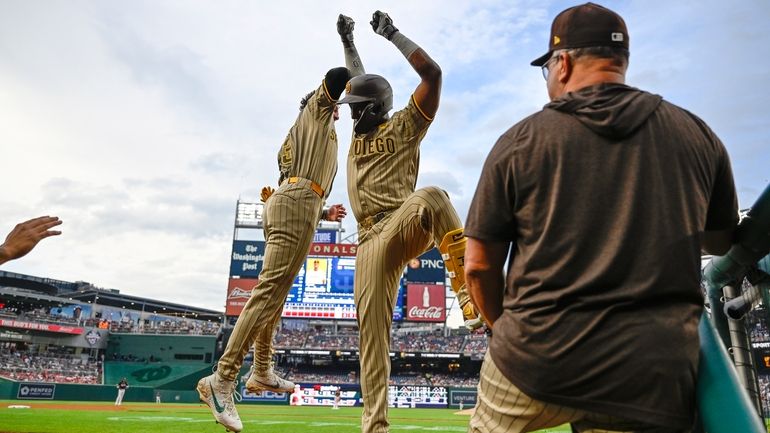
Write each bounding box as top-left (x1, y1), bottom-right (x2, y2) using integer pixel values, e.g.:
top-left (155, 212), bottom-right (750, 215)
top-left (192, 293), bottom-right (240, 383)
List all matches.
top-left (0, 378), bottom-right (13, 400)
top-left (104, 362), bottom-right (212, 389)
top-left (0, 381), bottom-right (155, 402)
top-left (106, 333), bottom-right (216, 364)
top-left (1, 374), bottom-right (477, 408)
top-left (103, 333), bottom-right (217, 394)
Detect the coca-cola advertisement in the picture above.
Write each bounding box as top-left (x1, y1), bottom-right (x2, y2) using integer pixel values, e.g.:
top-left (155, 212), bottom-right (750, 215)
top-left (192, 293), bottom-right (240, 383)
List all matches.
top-left (226, 278), bottom-right (258, 316)
top-left (406, 284), bottom-right (445, 322)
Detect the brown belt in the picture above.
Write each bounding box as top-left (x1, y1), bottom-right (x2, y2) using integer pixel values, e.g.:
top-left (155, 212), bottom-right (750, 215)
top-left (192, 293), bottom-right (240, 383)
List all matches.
top-left (359, 210), bottom-right (395, 231)
top-left (285, 177), bottom-right (324, 198)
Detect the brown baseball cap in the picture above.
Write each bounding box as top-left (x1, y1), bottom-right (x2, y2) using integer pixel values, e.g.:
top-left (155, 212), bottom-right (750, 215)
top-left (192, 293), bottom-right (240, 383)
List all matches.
top-left (531, 2), bottom-right (629, 66)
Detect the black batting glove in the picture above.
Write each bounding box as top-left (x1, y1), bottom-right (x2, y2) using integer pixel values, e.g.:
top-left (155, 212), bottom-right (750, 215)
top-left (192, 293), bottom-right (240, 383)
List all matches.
top-left (370, 10), bottom-right (398, 40)
top-left (337, 14), bottom-right (356, 46)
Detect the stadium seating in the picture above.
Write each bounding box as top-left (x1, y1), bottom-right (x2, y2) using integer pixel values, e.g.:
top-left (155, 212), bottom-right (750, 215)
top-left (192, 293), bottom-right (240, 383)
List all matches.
top-left (758, 375), bottom-right (770, 417)
top-left (0, 305), bottom-right (221, 336)
top-left (0, 349), bottom-right (100, 384)
top-left (272, 327), bottom-right (487, 356)
top-left (391, 334), bottom-right (464, 353)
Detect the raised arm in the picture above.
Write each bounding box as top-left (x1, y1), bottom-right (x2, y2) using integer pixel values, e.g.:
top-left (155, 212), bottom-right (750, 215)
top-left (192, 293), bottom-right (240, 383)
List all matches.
top-left (370, 11), bottom-right (441, 119)
top-left (338, 14), bottom-right (365, 77)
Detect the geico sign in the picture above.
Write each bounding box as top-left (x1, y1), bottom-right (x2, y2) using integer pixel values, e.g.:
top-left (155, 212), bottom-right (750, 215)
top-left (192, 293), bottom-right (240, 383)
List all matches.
top-left (242, 388), bottom-right (287, 400)
top-left (408, 306), bottom-right (444, 319)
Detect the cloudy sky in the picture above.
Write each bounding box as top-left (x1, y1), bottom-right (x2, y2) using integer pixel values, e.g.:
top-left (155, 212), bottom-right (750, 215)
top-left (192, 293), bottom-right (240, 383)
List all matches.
top-left (1, 1), bottom-right (768, 317)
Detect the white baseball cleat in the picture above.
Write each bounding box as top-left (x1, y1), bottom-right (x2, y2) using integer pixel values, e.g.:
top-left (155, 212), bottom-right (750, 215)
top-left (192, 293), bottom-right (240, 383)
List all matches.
top-left (245, 365), bottom-right (295, 393)
top-left (197, 373), bottom-right (243, 433)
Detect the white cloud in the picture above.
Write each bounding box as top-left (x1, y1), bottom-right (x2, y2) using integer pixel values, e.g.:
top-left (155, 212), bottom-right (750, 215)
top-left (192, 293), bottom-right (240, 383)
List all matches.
top-left (1, 0), bottom-right (768, 314)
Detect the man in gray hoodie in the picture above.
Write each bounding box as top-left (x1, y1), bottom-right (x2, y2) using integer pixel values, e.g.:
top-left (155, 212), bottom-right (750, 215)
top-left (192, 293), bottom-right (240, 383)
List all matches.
top-left (464, 3), bottom-right (738, 432)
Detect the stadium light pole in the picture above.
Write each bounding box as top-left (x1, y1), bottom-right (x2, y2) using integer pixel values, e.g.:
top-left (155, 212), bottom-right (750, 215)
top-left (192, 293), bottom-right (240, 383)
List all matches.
top-left (140, 302), bottom-right (146, 332)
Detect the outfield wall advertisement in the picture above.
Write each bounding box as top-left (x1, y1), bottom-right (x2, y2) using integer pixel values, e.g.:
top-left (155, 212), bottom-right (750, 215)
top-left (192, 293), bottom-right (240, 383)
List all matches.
top-left (240, 384), bottom-right (358, 407)
top-left (17, 383), bottom-right (55, 400)
top-left (0, 319), bottom-right (84, 335)
top-left (243, 383), bottom-right (464, 408)
top-left (295, 384), bottom-right (358, 407)
top-left (240, 387), bottom-right (289, 404)
top-left (226, 278), bottom-right (259, 316)
top-left (2, 379), bottom-right (476, 408)
top-left (448, 388), bottom-right (478, 409)
top-left (388, 385), bottom-right (448, 408)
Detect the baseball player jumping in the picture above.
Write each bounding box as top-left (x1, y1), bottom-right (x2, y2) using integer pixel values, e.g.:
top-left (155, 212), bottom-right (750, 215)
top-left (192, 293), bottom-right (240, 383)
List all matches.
top-left (336, 12), bottom-right (482, 433)
top-left (196, 66), bottom-right (351, 432)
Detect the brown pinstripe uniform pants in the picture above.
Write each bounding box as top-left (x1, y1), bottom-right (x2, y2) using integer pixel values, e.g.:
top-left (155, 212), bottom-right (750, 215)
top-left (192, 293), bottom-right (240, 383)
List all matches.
top-left (469, 352), bottom-right (689, 433)
top-left (356, 186), bottom-right (462, 433)
top-left (217, 179), bottom-right (323, 381)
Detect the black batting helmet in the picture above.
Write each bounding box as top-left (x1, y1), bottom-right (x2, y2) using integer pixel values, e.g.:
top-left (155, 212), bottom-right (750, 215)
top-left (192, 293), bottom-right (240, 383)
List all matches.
top-left (338, 74), bottom-right (393, 134)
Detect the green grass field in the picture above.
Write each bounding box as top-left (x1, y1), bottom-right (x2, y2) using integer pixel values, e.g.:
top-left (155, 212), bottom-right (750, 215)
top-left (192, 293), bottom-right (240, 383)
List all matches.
top-left (0, 401), bottom-right (572, 433)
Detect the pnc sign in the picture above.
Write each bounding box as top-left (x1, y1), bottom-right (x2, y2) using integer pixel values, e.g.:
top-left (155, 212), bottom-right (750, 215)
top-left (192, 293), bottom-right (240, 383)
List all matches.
top-left (405, 248), bottom-right (446, 284)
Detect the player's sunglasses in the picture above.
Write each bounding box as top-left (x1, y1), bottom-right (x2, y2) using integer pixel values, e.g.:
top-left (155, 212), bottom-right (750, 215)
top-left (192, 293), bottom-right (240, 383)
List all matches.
top-left (541, 54), bottom-right (562, 80)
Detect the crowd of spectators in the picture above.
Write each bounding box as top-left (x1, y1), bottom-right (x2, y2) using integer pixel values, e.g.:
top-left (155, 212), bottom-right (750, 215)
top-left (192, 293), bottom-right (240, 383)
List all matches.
top-left (392, 334), bottom-right (464, 353)
top-left (385, 358), bottom-right (770, 411)
top-left (746, 310), bottom-right (770, 343)
top-left (305, 333), bottom-right (359, 350)
top-left (272, 328), bottom-right (487, 387)
top-left (390, 373), bottom-right (430, 386)
top-left (0, 306), bottom-right (84, 325)
top-left (428, 372), bottom-right (479, 387)
top-left (274, 327), bottom-right (485, 355)
top-left (95, 316), bottom-right (220, 336)
top-left (0, 345), bottom-right (100, 384)
top-left (750, 322), bottom-right (770, 343)
top-left (759, 375), bottom-right (770, 416)
top-left (0, 305), bottom-right (220, 336)
top-left (274, 328), bottom-right (308, 348)
top-left (277, 367), bottom-right (477, 387)
top-left (462, 334), bottom-right (489, 356)
top-left (0, 307), bottom-right (16, 320)
top-left (282, 367), bottom-right (353, 385)
top-left (130, 319), bottom-right (220, 336)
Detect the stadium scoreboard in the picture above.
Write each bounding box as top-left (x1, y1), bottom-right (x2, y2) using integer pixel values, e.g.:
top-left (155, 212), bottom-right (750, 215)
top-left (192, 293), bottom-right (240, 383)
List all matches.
top-left (283, 255), bottom-right (405, 320)
top-left (228, 239), bottom-right (405, 321)
top-left (228, 225), bottom-right (445, 322)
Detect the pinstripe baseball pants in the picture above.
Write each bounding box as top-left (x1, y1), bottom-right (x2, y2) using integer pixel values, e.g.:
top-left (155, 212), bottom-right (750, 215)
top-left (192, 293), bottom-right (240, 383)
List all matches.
top-left (470, 352), bottom-right (689, 433)
top-left (217, 181), bottom-right (323, 381)
top-left (356, 186), bottom-right (463, 433)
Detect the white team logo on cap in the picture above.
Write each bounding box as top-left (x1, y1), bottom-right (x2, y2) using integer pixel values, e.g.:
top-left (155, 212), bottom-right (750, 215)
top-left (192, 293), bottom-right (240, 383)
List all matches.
top-left (611, 32), bottom-right (624, 42)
